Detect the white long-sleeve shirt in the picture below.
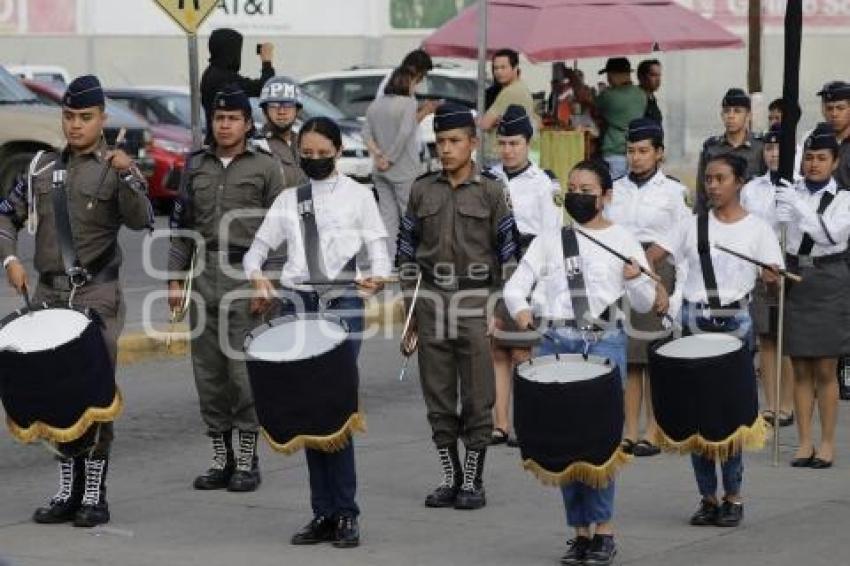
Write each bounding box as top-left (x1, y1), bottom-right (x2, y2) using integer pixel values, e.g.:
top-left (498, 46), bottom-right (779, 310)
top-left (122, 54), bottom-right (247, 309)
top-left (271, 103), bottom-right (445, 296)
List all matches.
top-left (243, 174), bottom-right (391, 289)
top-left (657, 211), bottom-right (783, 311)
top-left (741, 172), bottom-right (780, 234)
top-left (488, 162), bottom-right (562, 236)
top-left (783, 178), bottom-right (850, 256)
top-left (504, 224), bottom-right (656, 320)
top-left (605, 169), bottom-right (691, 245)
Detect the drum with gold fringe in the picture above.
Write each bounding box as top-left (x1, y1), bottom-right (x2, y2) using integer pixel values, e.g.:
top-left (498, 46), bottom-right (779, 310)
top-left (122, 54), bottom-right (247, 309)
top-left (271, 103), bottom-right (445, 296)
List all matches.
top-left (648, 334), bottom-right (767, 461)
top-left (514, 354), bottom-right (630, 488)
top-left (244, 313), bottom-right (364, 454)
top-left (0, 305), bottom-right (122, 444)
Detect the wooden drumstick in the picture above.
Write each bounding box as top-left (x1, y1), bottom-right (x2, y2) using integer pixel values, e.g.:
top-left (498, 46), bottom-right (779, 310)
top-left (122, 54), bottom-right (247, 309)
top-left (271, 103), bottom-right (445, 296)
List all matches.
top-left (713, 243), bottom-right (802, 283)
top-left (398, 272), bottom-right (422, 381)
top-left (301, 276), bottom-right (400, 287)
top-left (20, 282), bottom-right (33, 312)
top-left (573, 226), bottom-right (663, 283)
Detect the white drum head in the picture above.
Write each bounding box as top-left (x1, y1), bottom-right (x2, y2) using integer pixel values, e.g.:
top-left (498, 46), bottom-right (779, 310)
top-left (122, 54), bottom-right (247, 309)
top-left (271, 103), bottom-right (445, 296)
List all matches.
top-left (246, 316), bottom-right (347, 362)
top-left (657, 334), bottom-right (742, 359)
top-left (518, 354), bottom-right (611, 384)
top-left (0, 309), bottom-right (90, 353)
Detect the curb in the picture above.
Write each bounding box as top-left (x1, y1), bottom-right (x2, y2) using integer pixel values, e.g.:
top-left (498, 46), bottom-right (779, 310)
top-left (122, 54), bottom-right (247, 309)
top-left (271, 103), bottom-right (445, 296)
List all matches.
top-left (116, 296), bottom-right (406, 367)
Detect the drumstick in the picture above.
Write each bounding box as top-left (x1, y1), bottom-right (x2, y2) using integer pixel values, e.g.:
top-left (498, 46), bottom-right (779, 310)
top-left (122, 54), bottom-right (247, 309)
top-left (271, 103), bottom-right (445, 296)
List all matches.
top-left (20, 282), bottom-right (33, 313)
top-left (398, 272), bottom-right (423, 381)
top-left (301, 276), bottom-right (400, 287)
top-left (89, 128), bottom-right (127, 209)
top-left (713, 243), bottom-right (802, 283)
top-left (573, 226), bottom-right (663, 283)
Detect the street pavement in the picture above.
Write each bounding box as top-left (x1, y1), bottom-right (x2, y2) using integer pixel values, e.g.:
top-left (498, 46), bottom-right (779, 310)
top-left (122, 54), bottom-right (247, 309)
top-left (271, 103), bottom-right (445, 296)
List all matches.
top-left (1, 333), bottom-right (848, 566)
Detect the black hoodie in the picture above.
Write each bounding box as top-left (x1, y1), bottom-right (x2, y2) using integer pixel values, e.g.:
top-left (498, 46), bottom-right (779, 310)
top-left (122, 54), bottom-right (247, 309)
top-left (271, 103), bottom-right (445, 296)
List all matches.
top-left (200, 28), bottom-right (275, 143)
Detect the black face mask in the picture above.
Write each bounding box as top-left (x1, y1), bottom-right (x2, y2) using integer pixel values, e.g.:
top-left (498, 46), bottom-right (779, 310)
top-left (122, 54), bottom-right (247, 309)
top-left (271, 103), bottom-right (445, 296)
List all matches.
top-left (301, 156), bottom-right (335, 180)
top-left (564, 193), bottom-right (599, 225)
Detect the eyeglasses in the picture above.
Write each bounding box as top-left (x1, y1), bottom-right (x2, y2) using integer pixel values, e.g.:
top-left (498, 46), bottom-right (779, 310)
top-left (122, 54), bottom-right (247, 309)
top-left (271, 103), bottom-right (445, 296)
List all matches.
top-left (266, 102), bottom-right (297, 110)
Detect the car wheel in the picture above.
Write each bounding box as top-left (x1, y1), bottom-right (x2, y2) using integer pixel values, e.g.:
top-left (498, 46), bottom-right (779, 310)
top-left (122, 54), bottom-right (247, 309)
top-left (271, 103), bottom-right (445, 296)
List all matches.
top-left (0, 152), bottom-right (35, 199)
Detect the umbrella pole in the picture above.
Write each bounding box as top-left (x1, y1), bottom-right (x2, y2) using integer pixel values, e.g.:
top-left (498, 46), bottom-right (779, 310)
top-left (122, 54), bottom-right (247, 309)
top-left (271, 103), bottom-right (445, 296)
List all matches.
top-left (476, 0), bottom-right (488, 171)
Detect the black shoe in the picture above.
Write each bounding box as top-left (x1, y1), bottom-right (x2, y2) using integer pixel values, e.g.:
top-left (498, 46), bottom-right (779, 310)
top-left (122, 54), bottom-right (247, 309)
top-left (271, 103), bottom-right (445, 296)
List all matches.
top-left (689, 499), bottom-right (719, 526)
top-left (790, 451), bottom-right (815, 468)
top-left (633, 439), bottom-right (661, 457)
top-left (620, 439), bottom-right (636, 455)
top-left (454, 448), bottom-right (486, 510)
top-left (228, 431), bottom-right (261, 492)
top-left (560, 536), bottom-right (592, 565)
top-left (194, 431), bottom-right (235, 490)
top-left (33, 457), bottom-right (83, 524)
top-left (73, 457), bottom-right (110, 528)
top-left (715, 500), bottom-right (743, 527)
top-left (584, 534), bottom-right (617, 566)
top-left (777, 411), bottom-right (794, 427)
top-left (490, 428), bottom-right (508, 446)
top-left (290, 516), bottom-right (336, 545)
top-left (332, 515), bottom-right (360, 548)
top-left (425, 445), bottom-right (461, 508)
top-left (810, 457), bottom-right (833, 469)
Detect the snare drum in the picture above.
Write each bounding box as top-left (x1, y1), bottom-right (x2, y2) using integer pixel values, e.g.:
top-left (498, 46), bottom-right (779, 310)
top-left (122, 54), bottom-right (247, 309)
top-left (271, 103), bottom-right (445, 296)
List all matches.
top-left (244, 313), bottom-right (364, 455)
top-left (648, 334), bottom-right (767, 461)
top-left (0, 305), bottom-right (121, 444)
top-left (513, 354), bottom-right (630, 488)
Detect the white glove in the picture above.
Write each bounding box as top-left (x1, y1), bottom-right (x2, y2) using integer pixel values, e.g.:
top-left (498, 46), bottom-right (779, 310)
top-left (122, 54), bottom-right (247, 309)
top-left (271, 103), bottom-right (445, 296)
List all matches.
top-left (774, 184), bottom-right (811, 220)
top-left (776, 201), bottom-right (794, 222)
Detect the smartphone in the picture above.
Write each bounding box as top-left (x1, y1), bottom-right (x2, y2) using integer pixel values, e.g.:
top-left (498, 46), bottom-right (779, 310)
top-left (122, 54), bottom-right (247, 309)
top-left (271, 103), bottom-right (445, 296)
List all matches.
top-left (256, 43), bottom-right (263, 55)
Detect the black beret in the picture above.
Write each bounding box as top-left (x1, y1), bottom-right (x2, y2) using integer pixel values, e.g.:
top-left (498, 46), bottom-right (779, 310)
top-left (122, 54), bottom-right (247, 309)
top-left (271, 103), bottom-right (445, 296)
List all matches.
top-left (212, 84), bottom-right (251, 115)
top-left (816, 81), bottom-right (850, 102)
top-left (721, 88), bottom-right (751, 109)
top-left (62, 75), bottom-right (105, 109)
top-left (433, 102), bottom-right (475, 133)
top-left (763, 123), bottom-right (781, 144)
top-left (626, 117), bottom-right (663, 144)
top-left (497, 104), bottom-right (533, 139)
top-left (804, 122), bottom-right (838, 152)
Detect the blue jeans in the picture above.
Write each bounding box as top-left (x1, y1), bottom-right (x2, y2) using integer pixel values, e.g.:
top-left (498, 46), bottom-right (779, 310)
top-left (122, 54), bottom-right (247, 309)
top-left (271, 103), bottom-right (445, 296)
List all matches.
top-left (278, 289), bottom-right (364, 518)
top-left (691, 452), bottom-right (743, 498)
top-left (681, 301), bottom-right (755, 353)
top-left (535, 327), bottom-right (626, 528)
top-left (604, 155), bottom-right (628, 179)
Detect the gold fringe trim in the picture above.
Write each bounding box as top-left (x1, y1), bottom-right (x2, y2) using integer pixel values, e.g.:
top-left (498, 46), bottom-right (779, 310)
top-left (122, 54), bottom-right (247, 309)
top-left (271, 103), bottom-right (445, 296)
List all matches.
top-left (6, 389), bottom-right (124, 444)
top-left (261, 412), bottom-right (366, 455)
top-left (652, 415), bottom-right (768, 462)
top-left (522, 448), bottom-right (633, 489)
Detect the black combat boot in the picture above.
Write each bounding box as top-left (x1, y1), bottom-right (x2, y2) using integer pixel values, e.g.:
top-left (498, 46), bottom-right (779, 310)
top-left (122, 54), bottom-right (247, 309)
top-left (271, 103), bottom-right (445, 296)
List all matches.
top-left (73, 456), bottom-right (110, 527)
top-left (454, 447), bottom-right (486, 510)
top-left (424, 444), bottom-right (462, 508)
top-left (193, 431), bottom-right (235, 490)
top-left (228, 430), bottom-right (261, 492)
top-left (33, 457), bottom-right (84, 524)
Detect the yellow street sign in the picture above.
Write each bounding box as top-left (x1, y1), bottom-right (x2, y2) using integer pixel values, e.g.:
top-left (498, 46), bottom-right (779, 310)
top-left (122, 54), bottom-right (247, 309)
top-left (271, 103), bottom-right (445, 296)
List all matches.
top-left (152, 0), bottom-right (218, 35)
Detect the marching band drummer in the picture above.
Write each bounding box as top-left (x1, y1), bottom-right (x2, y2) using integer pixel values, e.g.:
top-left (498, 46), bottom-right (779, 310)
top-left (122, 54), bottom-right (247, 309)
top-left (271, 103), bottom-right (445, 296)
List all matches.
top-left (775, 123), bottom-right (850, 470)
top-left (487, 104), bottom-right (562, 447)
top-left (0, 75), bottom-right (153, 528)
top-left (245, 116), bottom-right (391, 549)
top-left (505, 159), bottom-right (658, 566)
top-left (652, 153), bottom-right (783, 528)
top-left (606, 118), bottom-right (691, 457)
top-left (740, 123), bottom-right (795, 428)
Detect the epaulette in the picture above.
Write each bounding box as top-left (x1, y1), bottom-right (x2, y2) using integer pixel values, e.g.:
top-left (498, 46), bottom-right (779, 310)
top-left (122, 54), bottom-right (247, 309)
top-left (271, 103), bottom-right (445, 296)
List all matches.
top-left (481, 169), bottom-right (499, 180)
top-left (543, 168), bottom-right (557, 180)
top-left (665, 174), bottom-right (682, 183)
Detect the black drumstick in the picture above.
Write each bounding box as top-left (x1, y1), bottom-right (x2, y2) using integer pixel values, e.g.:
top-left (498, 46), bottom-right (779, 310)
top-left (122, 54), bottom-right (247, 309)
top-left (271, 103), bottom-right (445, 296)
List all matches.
top-left (713, 243), bottom-right (802, 283)
top-left (573, 226), bottom-right (662, 283)
top-left (20, 282), bottom-right (33, 312)
top-left (89, 128), bottom-right (127, 208)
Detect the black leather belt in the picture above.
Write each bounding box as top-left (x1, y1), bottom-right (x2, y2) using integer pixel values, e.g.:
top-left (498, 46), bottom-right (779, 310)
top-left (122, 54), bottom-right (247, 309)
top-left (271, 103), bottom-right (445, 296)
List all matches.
top-left (420, 269), bottom-right (492, 291)
top-left (786, 251), bottom-right (847, 269)
top-left (40, 264), bottom-right (119, 291)
top-left (536, 307), bottom-right (613, 332)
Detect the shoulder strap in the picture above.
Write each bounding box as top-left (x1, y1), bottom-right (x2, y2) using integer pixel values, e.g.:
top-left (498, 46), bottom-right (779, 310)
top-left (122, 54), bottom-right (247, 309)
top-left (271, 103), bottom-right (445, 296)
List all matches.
top-left (50, 153), bottom-right (84, 281)
top-left (296, 183), bottom-right (357, 284)
top-left (697, 213), bottom-right (721, 309)
top-left (561, 226), bottom-right (591, 328)
top-left (797, 191), bottom-right (836, 256)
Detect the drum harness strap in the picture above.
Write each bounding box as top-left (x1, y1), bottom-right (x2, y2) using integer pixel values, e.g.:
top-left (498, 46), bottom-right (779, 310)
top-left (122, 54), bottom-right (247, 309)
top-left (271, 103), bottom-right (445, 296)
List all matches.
top-left (559, 226), bottom-right (596, 357)
top-left (793, 190), bottom-right (837, 267)
top-left (696, 214), bottom-right (746, 331)
top-left (296, 182), bottom-right (357, 310)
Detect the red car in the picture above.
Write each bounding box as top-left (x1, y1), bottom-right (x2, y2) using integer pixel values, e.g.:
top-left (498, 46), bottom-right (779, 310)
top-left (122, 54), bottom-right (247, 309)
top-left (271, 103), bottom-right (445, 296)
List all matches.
top-left (22, 79), bottom-right (187, 211)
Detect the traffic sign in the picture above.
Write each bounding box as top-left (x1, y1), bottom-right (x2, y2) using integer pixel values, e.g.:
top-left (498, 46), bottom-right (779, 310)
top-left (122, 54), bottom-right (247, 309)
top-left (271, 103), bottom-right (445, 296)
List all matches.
top-left (151, 0), bottom-right (218, 35)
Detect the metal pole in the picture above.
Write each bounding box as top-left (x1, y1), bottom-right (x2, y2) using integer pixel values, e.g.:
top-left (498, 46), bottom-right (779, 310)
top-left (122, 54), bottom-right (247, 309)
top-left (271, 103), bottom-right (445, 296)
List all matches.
top-left (188, 33), bottom-right (203, 150)
top-left (476, 0), bottom-right (488, 169)
top-left (773, 228), bottom-right (787, 465)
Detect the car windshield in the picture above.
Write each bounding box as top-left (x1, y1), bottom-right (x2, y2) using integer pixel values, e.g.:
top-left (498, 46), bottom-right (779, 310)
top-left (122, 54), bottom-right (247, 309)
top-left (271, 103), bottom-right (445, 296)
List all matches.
top-left (419, 75), bottom-right (478, 104)
top-left (153, 94), bottom-right (194, 127)
top-left (0, 66), bottom-right (40, 103)
top-left (300, 92), bottom-right (346, 120)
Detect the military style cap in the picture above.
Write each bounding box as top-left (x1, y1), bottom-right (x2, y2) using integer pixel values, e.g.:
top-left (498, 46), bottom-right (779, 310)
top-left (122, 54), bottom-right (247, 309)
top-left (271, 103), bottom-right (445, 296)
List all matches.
top-left (721, 88), bottom-right (751, 109)
top-left (764, 122), bottom-right (781, 144)
top-left (626, 117), bottom-right (663, 144)
top-left (212, 84), bottom-right (251, 115)
top-left (497, 104), bottom-right (533, 139)
top-left (804, 122), bottom-right (838, 152)
top-left (62, 75), bottom-right (105, 109)
top-left (816, 81), bottom-right (850, 102)
top-left (433, 102), bottom-right (475, 133)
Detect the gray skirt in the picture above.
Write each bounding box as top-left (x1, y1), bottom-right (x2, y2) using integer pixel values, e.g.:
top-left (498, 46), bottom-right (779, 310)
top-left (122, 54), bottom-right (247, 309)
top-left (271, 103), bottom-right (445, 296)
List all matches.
top-left (784, 259), bottom-right (850, 357)
top-left (750, 280), bottom-right (779, 337)
top-left (625, 255), bottom-right (674, 364)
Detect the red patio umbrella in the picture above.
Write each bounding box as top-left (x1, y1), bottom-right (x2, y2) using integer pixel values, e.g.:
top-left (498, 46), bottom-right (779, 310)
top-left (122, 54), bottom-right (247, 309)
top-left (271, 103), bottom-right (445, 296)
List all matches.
top-left (423, 0), bottom-right (743, 62)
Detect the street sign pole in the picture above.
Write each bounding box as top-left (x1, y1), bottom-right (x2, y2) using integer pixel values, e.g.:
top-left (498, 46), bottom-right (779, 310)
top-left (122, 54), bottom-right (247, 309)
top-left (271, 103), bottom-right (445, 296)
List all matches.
top-left (188, 33), bottom-right (203, 149)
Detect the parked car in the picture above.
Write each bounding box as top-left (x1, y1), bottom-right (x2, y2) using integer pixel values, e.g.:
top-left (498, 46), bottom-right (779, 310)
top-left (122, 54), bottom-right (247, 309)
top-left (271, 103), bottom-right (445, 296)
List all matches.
top-left (24, 80), bottom-right (183, 210)
top-left (7, 64), bottom-right (70, 85)
top-left (0, 65), bottom-right (65, 197)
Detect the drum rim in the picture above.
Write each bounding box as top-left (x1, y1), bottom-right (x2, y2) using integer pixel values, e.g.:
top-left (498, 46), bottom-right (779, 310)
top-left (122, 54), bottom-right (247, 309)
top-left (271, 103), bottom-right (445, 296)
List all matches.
top-left (0, 303), bottom-right (95, 354)
top-left (243, 312), bottom-right (350, 362)
top-left (516, 353), bottom-right (614, 381)
top-left (653, 333), bottom-right (743, 360)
